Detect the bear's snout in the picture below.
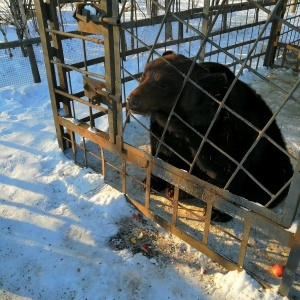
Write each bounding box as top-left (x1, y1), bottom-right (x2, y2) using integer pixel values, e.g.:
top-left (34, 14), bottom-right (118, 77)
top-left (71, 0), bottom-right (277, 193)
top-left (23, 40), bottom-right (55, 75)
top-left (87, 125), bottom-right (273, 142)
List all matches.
top-left (127, 94), bottom-right (141, 112)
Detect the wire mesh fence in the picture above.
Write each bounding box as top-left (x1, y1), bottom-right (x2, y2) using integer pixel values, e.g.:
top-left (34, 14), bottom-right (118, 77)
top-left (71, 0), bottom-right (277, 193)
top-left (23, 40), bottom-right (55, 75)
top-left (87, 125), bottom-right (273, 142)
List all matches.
top-left (0, 3), bottom-right (80, 88)
top-left (0, 41), bottom-right (45, 87)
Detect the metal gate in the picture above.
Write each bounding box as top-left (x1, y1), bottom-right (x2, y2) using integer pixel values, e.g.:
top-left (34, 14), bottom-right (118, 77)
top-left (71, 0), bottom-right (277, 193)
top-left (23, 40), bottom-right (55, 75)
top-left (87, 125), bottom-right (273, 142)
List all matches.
top-left (34, 0), bottom-right (300, 297)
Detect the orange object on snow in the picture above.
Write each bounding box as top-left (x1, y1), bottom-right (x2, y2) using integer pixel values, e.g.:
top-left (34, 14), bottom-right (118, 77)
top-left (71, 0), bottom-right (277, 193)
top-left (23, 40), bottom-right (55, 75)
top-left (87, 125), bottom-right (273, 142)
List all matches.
top-left (272, 264), bottom-right (284, 278)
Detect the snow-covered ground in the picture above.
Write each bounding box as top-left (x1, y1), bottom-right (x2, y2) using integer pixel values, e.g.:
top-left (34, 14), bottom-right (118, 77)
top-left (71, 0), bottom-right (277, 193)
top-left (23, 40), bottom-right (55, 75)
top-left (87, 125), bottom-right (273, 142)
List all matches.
top-left (0, 78), bottom-right (293, 300)
top-left (1, 3), bottom-right (300, 300)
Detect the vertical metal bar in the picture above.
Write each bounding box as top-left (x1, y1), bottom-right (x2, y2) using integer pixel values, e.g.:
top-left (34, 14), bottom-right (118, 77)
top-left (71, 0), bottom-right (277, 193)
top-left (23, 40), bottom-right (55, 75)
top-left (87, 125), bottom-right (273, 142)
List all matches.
top-left (145, 162), bottom-right (153, 209)
top-left (202, 202), bottom-right (212, 245)
top-left (279, 224), bottom-right (300, 297)
top-left (82, 137), bottom-right (87, 167)
top-left (291, 0), bottom-right (297, 13)
top-left (281, 153), bottom-right (300, 227)
top-left (264, 0), bottom-right (288, 67)
top-left (101, 0), bottom-right (116, 144)
top-left (221, 0), bottom-right (228, 30)
top-left (101, 0), bottom-right (122, 151)
top-left (225, 5), bottom-right (233, 65)
top-left (238, 217), bottom-right (251, 268)
top-left (172, 186), bottom-right (180, 225)
top-left (178, 20), bottom-right (183, 46)
top-left (165, 0), bottom-right (173, 41)
top-left (71, 98), bottom-right (76, 119)
top-left (100, 146), bottom-right (106, 178)
top-left (199, 0), bottom-right (210, 62)
top-left (81, 36), bottom-right (95, 129)
top-left (130, 0), bottom-right (134, 49)
top-left (70, 130), bottom-right (76, 161)
top-left (122, 158), bottom-right (126, 194)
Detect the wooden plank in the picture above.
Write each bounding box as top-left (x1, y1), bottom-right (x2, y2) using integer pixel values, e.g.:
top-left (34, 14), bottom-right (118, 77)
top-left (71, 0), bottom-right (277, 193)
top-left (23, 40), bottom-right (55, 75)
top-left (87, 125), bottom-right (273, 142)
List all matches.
top-left (34, 0), bottom-right (66, 150)
top-left (0, 37), bottom-right (41, 50)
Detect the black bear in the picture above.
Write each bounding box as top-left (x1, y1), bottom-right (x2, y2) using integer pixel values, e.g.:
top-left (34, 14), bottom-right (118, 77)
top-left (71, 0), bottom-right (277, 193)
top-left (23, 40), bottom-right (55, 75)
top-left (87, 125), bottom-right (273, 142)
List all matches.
top-left (127, 51), bottom-right (293, 222)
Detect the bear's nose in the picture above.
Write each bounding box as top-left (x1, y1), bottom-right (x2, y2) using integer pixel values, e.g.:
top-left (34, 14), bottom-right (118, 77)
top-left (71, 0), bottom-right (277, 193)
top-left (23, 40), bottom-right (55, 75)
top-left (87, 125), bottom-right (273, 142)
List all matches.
top-left (127, 94), bottom-right (140, 111)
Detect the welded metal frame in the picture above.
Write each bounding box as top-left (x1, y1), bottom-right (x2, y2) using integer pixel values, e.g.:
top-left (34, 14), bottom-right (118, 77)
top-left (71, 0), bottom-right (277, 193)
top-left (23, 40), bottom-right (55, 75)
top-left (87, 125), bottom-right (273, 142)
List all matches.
top-left (34, 0), bottom-right (300, 297)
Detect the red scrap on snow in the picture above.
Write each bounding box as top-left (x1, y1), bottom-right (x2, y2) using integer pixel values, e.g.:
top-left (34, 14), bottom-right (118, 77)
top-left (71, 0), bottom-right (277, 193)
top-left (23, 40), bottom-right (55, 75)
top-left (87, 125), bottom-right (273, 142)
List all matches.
top-left (133, 213), bottom-right (141, 222)
top-left (141, 244), bottom-right (151, 254)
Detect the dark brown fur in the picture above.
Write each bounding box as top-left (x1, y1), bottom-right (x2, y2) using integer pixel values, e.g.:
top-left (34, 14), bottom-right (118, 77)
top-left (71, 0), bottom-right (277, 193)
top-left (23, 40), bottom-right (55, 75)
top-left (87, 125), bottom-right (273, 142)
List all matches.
top-left (128, 52), bottom-right (293, 222)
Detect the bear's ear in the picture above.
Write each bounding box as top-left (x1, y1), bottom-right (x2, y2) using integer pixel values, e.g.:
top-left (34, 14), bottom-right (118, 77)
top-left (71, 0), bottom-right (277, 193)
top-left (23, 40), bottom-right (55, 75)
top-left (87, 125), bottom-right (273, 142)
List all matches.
top-left (197, 73), bottom-right (228, 93)
top-left (162, 50), bottom-right (175, 56)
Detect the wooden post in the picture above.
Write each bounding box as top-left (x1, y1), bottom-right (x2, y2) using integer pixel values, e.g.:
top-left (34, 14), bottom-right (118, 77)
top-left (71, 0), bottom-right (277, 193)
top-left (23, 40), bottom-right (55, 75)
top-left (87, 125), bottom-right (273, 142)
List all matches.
top-left (101, 0), bottom-right (123, 151)
top-left (199, 0), bottom-right (210, 62)
top-left (34, 0), bottom-right (72, 150)
top-left (291, 0), bottom-right (297, 13)
top-left (264, 0), bottom-right (288, 67)
top-left (147, 0), bottom-right (158, 17)
top-left (165, 0), bottom-right (173, 41)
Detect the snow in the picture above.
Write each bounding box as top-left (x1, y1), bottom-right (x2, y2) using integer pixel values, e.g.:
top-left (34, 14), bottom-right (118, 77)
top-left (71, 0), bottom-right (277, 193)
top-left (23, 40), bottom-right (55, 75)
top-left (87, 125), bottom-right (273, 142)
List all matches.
top-left (83, 5), bottom-right (97, 15)
top-left (287, 220), bottom-right (300, 234)
top-left (0, 5), bottom-right (298, 300)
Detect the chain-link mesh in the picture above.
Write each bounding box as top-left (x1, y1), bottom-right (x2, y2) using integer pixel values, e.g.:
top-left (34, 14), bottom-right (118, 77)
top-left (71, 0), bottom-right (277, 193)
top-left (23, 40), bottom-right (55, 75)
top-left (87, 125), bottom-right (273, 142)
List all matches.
top-left (0, 42), bottom-right (45, 87)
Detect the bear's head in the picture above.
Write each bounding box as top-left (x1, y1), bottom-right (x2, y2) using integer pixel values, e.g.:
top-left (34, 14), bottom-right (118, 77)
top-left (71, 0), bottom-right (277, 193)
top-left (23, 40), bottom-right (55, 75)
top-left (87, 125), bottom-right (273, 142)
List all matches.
top-left (127, 51), bottom-right (228, 116)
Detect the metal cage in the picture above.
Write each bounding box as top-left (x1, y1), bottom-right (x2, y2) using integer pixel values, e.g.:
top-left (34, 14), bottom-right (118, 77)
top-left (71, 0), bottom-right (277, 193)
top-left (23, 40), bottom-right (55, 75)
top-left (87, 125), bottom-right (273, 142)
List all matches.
top-left (34, 0), bottom-right (300, 297)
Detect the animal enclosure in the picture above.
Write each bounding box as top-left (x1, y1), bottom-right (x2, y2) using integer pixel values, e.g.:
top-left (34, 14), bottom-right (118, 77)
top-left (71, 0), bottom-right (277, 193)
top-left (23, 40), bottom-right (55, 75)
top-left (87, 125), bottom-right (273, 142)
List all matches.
top-left (34, 0), bottom-right (300, 297)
